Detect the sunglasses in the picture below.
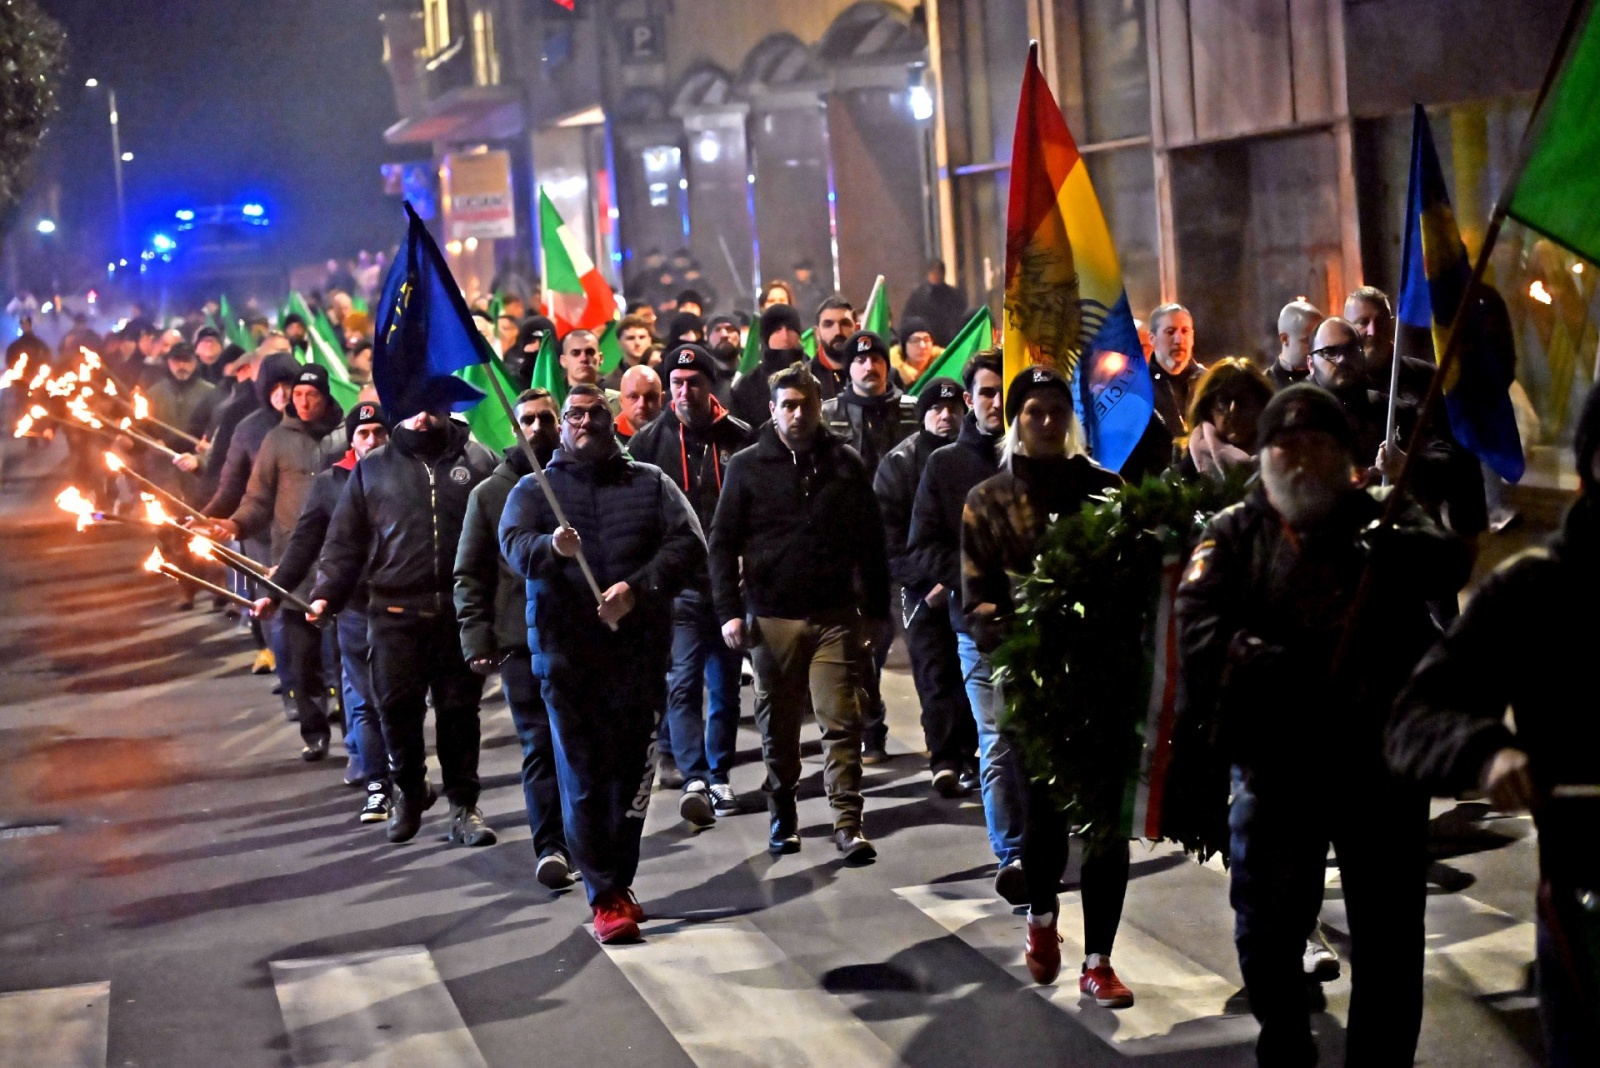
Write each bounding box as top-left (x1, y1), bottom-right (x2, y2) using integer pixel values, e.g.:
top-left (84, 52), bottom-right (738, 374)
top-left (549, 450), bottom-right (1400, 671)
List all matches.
top-left (1310, 342), bottom-right (1363, 363)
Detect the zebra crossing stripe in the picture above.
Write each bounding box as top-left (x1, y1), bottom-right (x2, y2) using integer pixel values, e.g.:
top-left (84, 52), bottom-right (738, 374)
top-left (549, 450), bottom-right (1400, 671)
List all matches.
top-left (894, 879), bottom-right (1256, 1054)
top-left (600, 917), bottom-right (904, 1066)
top-left (270, 945), bottom-right (489, 1068)
top-left (0, 980), bottom-right (110, 1068)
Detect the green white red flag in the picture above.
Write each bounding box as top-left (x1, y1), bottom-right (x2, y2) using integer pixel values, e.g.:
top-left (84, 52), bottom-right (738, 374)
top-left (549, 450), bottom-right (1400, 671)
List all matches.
top-left (540, 188), bottom-right (616, 336)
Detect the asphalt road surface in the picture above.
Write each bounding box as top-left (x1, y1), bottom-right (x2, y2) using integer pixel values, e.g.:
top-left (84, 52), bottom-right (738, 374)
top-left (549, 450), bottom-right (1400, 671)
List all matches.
top-left (0, 460), bottom-right (1546, 1067)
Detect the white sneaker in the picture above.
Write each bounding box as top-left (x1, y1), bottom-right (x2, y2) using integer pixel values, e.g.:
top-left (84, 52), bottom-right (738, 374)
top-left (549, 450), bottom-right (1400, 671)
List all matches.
top-left (535, 851), bottom-right (572, 889)
top-left (679, 782), bottom-right (715, 828)
top-left (1304, 926), bottom-right (1340, 982)
top-left (708, 782), bottom-right (739, 816)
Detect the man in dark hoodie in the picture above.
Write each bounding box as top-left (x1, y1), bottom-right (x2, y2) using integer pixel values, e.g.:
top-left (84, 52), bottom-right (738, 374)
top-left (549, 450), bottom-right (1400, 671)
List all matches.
top-left (874, 376), bottom-right (977, 797)
top-left (628, 344), bottom-right (755, 827)
top-left (310, 401), bottom-right (498, 847)
top-left (258, 402), bottom-right (393, 816)
top-left (908, 351), bottom-right (1017, 898)
top-left (821, 329), bottom-right (914, 762)
top-left (499, 384), bottom-right (706, 944)
top-left (729, 303), bottom-right (806, 429)
top-left (709, 362), bottom-right (889, 862)
top-left (505, 315), bottom-right (556, 392)
top-left (1388, 388), bottom-right (1600, 1068)
top-left (454, 387), bottom-right (570, 886)
top-left (208, 364), bottom-right (346, 760)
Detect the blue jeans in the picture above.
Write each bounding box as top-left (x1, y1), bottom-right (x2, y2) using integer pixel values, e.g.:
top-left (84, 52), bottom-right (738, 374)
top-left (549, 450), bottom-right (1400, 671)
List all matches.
top-left (957, 630), bottom-right (1023, 867)
top-left (664, 590), bottom-right (743, 786)
top-left (336, 610), bottom-right (387, 784)
top-left (500, 651), bottom-right (568, 860)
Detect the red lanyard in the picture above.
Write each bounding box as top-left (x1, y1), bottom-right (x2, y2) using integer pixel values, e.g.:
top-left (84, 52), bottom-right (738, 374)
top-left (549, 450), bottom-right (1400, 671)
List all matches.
top-left (679, 423), bottom-right (721, 494)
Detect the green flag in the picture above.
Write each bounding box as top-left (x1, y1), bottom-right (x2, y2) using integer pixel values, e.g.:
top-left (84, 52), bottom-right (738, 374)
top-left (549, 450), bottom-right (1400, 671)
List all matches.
top-left (597, 320), bottom-right (625, 377)
top-left (529, 331), bottom-right (567, 405)
top-left (739, 318), bottom-right (762, 375)
top-left (285, 291), bottom-right (360, 412)
top-left (459, 351), bottom-right (520, 452)
top-left (218, 294), bottom-right (253, 352)
top-left (1507, 4), bottom-right (1600, 264)
top-left (862, 275), bottom-right (891, 338)
top-left (907, 306), bottom-right (994, 396)
top-left (800, 328), bottom-right (817, 358)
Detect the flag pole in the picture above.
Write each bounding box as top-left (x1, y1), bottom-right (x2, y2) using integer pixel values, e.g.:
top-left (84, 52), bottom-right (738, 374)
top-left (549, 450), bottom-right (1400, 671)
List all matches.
top-left (1381, 327), bottom-right (1404, 488)
top-left (476, 356), bottom-right (616, 629)
top-left (863, 274), bottom-right (886, 326)
top-left (1334, 0), bottom-right (1591, 672)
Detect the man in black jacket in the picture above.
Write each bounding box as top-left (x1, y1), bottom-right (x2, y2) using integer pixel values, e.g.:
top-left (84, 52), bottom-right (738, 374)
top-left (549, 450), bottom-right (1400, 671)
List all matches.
top-left (1148, 303), bottom-right (1205, 438)
top-left (709, 362), bottom-right (890, 862)
top-left (907, 352), bottom-right (1021, 899)
top-left (258, 402), bottom-right (392, 818)
top-left (728, 303), bottom-right (806, 429)
top-left (309, 407), bottom-right (498, 846)
top-left (454, 388), bottom-right (569, 886)
top-left (500, 384), bottom-right (705, 944)
top-left (810, 296), bottom-right (855, 401)
top-left (1174, 385), bottom-right (1471, 1068)
top-left (875, 376), bottom-right (976, 798)
top-left (1388, 388), bottom-right (1600, 1068)
top-left (628, 344), bottom-right (755, 827)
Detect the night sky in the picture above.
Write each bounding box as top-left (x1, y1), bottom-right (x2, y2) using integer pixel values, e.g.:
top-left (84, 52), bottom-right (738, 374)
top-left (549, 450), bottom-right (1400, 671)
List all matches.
top-left (35, 0), bottom-right (416, 270)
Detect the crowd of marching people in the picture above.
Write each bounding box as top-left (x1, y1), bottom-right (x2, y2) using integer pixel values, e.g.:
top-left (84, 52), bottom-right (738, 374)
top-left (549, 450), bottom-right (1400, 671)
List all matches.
top-left (5, 267), bottom-right (1595, 1068)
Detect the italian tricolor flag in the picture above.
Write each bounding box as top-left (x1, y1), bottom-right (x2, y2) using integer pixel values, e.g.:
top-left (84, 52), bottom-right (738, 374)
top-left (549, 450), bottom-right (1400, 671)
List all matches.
top-left (540, 187), bottom-right (616, 336)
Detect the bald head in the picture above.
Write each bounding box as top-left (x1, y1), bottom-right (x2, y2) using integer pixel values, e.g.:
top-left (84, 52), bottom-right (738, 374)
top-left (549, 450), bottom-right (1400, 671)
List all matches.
top-left (619, 364), bottom-right (663, 429)
top-left (1310, 317), bottom-right (1364, 391)
top-left (1277, 300), bottom-right (1324, 373)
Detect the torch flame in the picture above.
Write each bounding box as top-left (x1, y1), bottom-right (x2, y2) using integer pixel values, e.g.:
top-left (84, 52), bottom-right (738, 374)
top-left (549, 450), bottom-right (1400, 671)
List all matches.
top-left (104, 450), bottom-right (125, 472)
top-left (104, 379), bottom-right (118, 397)
top-left (27, 365), bottom-right (51, 392)
top-left (133, 393), bottom-right (149, 420)
top-left (55, 487), bottom-right (97, 531)
top-left (119, 417), bottom-right (132, 431)
top-left (188, 535), bottom-right (216, 559)
top-left (143, 547), bottom-right (166, 573)
top-left (13, 413), bottom-right (34, 438)
top-left (0, 354), bottom-right (26, 391)
top-left (29, 405), bottom-right (46, 419)
top-left (1530, 280), bottom-right (1554, 305)
top-left (80, 349), bottom-right (101, 369)
top-left (141, 495), bottom-right (172, 527)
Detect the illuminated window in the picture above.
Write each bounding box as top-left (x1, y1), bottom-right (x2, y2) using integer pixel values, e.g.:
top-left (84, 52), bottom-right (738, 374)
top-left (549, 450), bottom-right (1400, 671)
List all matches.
top-left (472, 9), bottom-right (500, 86)
top-left (423, 0), bottom-right (452, 56)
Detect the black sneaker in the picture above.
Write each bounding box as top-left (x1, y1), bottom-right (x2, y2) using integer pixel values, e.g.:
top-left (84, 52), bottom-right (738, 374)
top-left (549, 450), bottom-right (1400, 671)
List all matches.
top-left (359, 785), bottom-right (390, 824)
top-left (301, 739), bottom-right (329, 762)
top-left (994, 860), bottom-right (1028, 905)
top-left (708, 783), bottom-right (740, 816)
top-left (958, 763), bottom-right (981, 793)
top-left (535, 851), bottom-right (573, 889)
top-left (387, 784), bottom-right (438, 844)
top-left (932, 767), bottom-right (970, 798)
top-left (861, 740), bottom-right (889, 765)
top-left (446, 804), bottom-right (497, 847)
top-left (768, 818), bottom-right (801, 855)
top-left (679, 782), bottom-right (716, 828)
top-left (833, 828), bottom-right (877, 863)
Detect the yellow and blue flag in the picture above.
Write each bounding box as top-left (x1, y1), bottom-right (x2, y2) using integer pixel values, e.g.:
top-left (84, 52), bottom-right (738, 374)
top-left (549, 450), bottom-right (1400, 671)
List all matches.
top-left (1003, 44), bottom-right (1152, 473)
top-left (1396, 105), bottom-right (1524, 483)
top-left (373, 202), bottom-right (491, 418)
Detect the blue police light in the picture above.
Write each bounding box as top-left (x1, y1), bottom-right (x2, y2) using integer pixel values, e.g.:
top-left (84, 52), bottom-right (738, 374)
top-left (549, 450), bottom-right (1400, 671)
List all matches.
top-left (241, 203), bottom-right (264, 217)
top-left (151, 233), bottom-right (176, 252)
top-left (174, 209), bottom-right (195, 221)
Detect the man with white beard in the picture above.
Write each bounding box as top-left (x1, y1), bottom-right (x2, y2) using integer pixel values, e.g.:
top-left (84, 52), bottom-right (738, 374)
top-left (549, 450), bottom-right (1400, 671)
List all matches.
top-left (1174, 384), bottom-right (1470, 1068)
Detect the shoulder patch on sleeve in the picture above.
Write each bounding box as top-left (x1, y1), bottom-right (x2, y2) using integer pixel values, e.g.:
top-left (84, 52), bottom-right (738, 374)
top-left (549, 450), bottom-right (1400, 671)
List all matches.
top-left (1183, 539), bottom-right (1217, 585)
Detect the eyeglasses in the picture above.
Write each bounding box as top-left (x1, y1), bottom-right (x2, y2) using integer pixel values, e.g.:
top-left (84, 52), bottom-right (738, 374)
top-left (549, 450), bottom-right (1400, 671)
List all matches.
top-left (1310, 342), bottom-right (1363, 363)
top-left (563, 406), bottom-right (613, 426)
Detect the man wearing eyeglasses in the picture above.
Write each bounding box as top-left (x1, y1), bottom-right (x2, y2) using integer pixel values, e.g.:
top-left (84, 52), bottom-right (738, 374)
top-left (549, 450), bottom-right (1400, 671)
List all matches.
top-left (560, 329), bottom-right (622, 413)
top-left (454, 388), bottom-right (571, 888)
top-left (500, 384), bottom-right (706, 944)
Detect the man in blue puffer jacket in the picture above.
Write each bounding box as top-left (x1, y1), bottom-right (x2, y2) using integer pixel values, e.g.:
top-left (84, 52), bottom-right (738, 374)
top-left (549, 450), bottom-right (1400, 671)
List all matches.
top-left (499, 383), bottom-right (706, 945)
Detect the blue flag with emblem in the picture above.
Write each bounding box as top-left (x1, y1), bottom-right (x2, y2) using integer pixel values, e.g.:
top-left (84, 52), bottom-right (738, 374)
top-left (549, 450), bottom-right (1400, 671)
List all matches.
top-left (1396, 105), bottom-right (1524, 483)
top-left (373, 201), bottom-right (490, 418)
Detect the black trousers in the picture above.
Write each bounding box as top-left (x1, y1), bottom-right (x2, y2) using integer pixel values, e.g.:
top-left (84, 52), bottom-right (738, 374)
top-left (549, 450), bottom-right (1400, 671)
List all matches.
top-left (500, 652), bottom-right (567, 860)
top-left (368, 608), bottom-right (484, 808)
top-left (901, 590), bottom-right (977, 772)
top-left (275, 612), bottom-right (331, 747)
top-left (1229, 769), bottom-right (1427, 1068)
top-left (1020, 776), bottom-right (1130, 957)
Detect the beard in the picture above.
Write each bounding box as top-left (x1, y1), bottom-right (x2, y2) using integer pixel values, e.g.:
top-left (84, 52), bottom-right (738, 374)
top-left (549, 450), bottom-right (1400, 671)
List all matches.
top-left (710, 340), bottom-right (740, 367)
top-left (1262, 466), bottom-right (1348, 528)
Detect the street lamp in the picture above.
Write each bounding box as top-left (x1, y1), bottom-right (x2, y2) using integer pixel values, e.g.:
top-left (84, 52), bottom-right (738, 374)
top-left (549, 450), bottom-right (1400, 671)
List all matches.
top-left (35, 219), bottom-right (56, 235)
top-left (84, 78), bottom-right (127, 262)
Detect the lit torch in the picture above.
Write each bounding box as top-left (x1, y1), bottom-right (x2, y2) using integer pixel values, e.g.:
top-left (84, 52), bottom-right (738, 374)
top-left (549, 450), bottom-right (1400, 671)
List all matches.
top-left (104, 451), bottom-right (198, 519)
top-left (122, 390), bottom-right (201, 447)
top-left (55, 487), bottom-right (103, 531)
top-left (0, 355), bottom-right (27, 392)
top-left (15, 404), bottom-right (48, 438)
top-left (142, 545), bottom-right (255, 609)
top-left (1530, 280), bottom-right (1554, 305)
top-left (187, 532), bottom-right (306, 609)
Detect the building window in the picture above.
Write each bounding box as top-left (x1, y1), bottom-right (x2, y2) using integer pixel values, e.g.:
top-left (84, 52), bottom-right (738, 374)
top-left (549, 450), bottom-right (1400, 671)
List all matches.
top-left (472, 8), bottom-right (500, 86)
top-left (423, 0), bottom-right (453, 56)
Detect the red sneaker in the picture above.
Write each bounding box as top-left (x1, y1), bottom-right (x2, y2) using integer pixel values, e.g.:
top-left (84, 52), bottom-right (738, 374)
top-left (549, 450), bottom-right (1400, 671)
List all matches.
top-left (620, 888), bottom-right (647, 923)
top-left (1079, 963), bottom-right (1134, 1008)
top-left (592, 893), bottom-right (641, 944)
top-left (1024, 917), bottom-right (1062, 984)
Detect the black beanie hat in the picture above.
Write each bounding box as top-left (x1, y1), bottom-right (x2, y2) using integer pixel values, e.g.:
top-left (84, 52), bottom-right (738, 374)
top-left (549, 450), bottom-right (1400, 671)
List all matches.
top-left (915, 376), bottom-right (967, 420)
top-left (1256, 383), bottom-right (1357, 454)
top-left (759, 303), bottom-right (804, 346)
top-left (844, 330), bottom-right (890, 365)
top-left (705, 313), bottom-right (739, 335)
top-left (1004, 365), bottom-right (1073, 423)
top-left (664, 310), bottom-right (705, 342)
top-left (899, 315), bottom-right (933, 343)
top-left (344, 400), bottom-right (389, 439)
top-left (661, 342), bottom-right (718, 383)
top-left (291, 363), bottom-right (333, 403)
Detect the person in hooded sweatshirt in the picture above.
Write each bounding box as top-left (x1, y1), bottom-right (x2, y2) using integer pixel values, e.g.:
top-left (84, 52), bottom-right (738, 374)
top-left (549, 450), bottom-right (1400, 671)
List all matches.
top-left (309, 391), bottom-right (498, 849)
top-left (729, 303), bottom-right (807, 429)
top-left (1388, 387), bottom-right (1600, 1068)
top-left (504, 315), bottom-right (556, 392)
top-left (258, 402), bottom-right (393, 816)
top-left (701, 314), bottom-right (743, 410)
top-left (628, 344), bottom-right (755, 828)
top-left (207, 364), bottom-right (347, 760)
top-left (821, 330), bottom-right (915, 762)
top-left (454, 387), bottom-right (569, 886)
